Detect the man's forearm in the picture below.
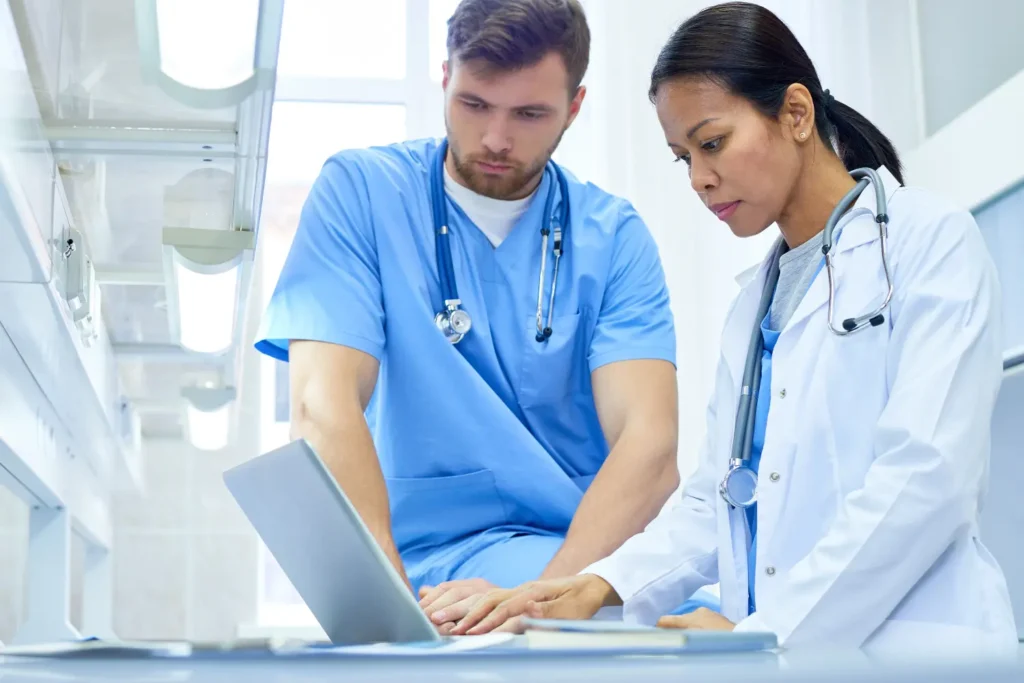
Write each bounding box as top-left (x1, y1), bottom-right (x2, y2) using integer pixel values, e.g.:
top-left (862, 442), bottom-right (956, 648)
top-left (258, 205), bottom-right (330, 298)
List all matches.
top-left (294, 413), bottom-right (409, 588)
top-left (540, 431), bottom-right (679, 579)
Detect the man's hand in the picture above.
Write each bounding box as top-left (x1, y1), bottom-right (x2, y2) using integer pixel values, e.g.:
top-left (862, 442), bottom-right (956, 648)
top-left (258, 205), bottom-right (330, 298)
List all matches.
top-left (450, 574), bottom-right (619, 635)
top-left (657, 608), bottom-right (735, 631)
top-left (418, 579), bottom-right (497, 634)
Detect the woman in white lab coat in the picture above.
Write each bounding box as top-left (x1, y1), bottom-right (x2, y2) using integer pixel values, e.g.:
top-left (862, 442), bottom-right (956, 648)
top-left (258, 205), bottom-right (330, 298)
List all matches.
top-left (446, 2), bottom-right (1018, 654)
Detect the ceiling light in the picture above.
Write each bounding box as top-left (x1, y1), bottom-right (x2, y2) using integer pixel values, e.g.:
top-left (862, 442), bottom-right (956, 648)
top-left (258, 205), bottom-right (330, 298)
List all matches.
top-left (173, 259), bottom-right (239, 353)
top-left (162, 227), bottom-right (254, 355)
top-left (135, 0), bottom-right (285, 109)
top-left (183, 386), bottom-right (236, 451)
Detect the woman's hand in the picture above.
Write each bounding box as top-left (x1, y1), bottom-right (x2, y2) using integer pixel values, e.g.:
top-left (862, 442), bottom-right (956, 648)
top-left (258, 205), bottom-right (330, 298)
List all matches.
top-left (657, 607), bottom-right (735, 631)
top-left (450, 574), bottom-right (620, 635)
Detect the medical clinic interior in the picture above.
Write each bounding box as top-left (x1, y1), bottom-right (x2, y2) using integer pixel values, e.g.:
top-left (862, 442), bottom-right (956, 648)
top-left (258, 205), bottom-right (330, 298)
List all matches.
top-left (1, 0), bottom-right (1023, 680)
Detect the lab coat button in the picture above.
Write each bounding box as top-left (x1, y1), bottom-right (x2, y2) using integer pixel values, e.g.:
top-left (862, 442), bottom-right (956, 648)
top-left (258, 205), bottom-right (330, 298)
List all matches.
top-left (769, 472), bottom-right (780, 482)
top-left (765, 566), bottom-right (776, 576)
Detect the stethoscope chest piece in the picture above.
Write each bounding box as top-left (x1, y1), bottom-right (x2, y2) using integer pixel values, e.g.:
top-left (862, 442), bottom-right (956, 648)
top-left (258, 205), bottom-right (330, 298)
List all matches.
top-left (720, 458), bottom-right (758, 509)
top-left (435, 302), bottom-right (472, 344)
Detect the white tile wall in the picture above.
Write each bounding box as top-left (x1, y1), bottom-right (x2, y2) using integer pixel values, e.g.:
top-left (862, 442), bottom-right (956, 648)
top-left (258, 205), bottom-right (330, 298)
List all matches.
top-left (106, 428), bottom-right (262, 640)
top-left (113, 531), bottom-right (190, 639)
top-left (113, 439), bottom-right (190, 531)
top-left (188, 533), bottom-right (258, 642)
top-left (0, 485), bottom-right (28, 643)
top-left (187, 444), bottom-right (255, 535)
top-left (70, 532), bottom-right (84, 633)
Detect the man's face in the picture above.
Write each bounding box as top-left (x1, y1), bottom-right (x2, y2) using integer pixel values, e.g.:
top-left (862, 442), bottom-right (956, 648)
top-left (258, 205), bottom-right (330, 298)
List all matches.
top-left (442, 51), bottom-right (585, 200)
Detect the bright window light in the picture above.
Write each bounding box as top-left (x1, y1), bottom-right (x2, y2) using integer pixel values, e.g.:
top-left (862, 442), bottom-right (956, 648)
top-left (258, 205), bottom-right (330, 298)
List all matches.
top-left (429, 0), bottom-right (461, 82)
top-left (187, 402), bottom-right (231, 451)
top-left (174, 260), bottom-right (239, 353)
top-left (277, 0), bottom-right (405, 79)
top-left (155, 0), bottom-right (260, 91)
top-left (265, 102), bottom-right (406, 186)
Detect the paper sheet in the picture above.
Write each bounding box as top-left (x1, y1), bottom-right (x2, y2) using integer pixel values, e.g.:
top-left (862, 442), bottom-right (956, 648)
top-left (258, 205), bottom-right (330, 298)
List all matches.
top-left (312, 633), bottom-right (516, 655)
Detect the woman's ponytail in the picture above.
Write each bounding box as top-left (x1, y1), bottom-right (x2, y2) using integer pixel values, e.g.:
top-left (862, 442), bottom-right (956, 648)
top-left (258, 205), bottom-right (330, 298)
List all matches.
top-left (824, 94), bottom-right (904, 184)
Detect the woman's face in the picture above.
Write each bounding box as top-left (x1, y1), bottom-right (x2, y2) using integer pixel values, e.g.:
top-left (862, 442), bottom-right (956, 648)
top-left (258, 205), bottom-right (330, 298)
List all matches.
top-left (654, 77), bottom-right (802, 238)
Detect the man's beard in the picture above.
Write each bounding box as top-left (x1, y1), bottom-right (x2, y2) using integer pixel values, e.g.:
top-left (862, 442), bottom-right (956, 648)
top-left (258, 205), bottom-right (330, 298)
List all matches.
top-left (445, 125), bottom-right (566, 200)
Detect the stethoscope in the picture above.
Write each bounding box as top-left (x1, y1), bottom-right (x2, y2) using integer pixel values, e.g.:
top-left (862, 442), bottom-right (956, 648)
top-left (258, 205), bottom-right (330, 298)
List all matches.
top-left (430, 138), bottom-right (571, 345)
top-left (719, 167), bottom-right (894, 509)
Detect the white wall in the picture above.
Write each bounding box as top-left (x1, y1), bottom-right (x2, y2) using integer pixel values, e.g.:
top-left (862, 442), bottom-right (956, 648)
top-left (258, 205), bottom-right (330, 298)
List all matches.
top-left (915, 0), bottom-right (1024, 136)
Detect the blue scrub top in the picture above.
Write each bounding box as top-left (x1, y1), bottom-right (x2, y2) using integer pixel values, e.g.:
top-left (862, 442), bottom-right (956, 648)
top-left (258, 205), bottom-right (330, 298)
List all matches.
top-left (254, 138), bottom-right (676, 588)
top-left (746, 314), bottom-right (778, 614)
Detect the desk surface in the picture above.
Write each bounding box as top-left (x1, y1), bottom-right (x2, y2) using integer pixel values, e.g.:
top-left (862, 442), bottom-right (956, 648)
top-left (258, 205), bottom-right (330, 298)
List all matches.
top-left (1, 644), bottom-right (1023, 683)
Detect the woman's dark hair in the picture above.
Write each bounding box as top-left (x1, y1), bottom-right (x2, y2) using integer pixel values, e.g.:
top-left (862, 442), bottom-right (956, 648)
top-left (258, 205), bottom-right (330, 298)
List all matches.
top-left (650, 2), bottom-right (903, 184)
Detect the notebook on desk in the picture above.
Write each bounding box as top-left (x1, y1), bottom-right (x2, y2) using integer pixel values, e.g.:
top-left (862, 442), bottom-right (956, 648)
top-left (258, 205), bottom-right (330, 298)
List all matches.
top-left (521, 618), bottom-right (778, 653)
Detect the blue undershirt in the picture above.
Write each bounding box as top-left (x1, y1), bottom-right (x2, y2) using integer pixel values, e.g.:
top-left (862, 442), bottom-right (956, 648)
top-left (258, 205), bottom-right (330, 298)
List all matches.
top-left (746, 234), bottom-right (826, 615)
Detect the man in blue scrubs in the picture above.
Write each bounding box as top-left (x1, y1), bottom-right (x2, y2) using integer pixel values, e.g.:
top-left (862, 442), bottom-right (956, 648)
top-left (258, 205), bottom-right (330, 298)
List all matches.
top-left (255, 0), bottom-right (716, 632)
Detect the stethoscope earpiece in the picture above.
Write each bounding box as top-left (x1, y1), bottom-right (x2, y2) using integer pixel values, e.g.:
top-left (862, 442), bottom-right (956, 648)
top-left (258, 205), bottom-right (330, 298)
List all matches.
top-left (822, 167), bottom-right (894, 337)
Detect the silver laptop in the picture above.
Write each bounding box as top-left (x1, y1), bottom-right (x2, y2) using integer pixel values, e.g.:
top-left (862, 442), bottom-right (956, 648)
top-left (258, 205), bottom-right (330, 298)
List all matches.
top-left (223, 439), bottom-right (442, 646)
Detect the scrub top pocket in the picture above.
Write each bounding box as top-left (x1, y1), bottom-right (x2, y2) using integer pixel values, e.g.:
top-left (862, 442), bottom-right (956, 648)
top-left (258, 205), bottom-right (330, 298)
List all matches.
top-left (385, 469), bottom-right (508, 552)
top-left (518, 312), bottom-right (584, 407)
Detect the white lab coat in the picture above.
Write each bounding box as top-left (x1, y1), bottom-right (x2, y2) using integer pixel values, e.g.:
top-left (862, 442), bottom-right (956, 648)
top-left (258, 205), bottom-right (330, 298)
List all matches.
top-left (584, 166), bottom-right (1018, 656)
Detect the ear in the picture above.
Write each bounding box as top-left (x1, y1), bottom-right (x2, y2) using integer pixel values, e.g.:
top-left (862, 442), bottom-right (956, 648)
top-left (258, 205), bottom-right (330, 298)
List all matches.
top-left (442, 60), bottom-right (451, 90)
top-left (566, 85), bottom-right (587, 128)
top-left (780, 83), bottom-right (815, 143)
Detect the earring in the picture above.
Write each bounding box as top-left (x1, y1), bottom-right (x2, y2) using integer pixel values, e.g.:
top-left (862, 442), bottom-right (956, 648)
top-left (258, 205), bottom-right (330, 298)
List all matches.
top-left (800, 132), bottom-right (807, 139)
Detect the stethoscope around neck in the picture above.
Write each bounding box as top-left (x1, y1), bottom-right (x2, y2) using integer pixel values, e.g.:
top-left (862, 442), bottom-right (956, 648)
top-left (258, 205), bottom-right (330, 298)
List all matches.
top-left (719, 167), bottom-right (895, 510)
top-left (431, 138), bottom-right (571, 345)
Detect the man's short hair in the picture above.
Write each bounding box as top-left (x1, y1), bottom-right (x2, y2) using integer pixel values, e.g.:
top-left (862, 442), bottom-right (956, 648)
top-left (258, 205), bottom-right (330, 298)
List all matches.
top-left (446, 0), bottom-right (590, 92)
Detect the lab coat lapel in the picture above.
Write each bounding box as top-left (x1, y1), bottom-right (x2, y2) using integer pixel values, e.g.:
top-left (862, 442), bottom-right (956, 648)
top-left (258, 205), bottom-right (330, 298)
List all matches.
top-left (722, 251), bottom-right (775, 387)
top-left (782, 166), bottom-right (902, 334)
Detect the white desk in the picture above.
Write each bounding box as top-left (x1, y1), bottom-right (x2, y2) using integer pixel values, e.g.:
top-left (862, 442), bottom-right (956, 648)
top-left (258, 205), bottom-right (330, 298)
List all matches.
top-left (1, 647), bottom-right (1023, 683)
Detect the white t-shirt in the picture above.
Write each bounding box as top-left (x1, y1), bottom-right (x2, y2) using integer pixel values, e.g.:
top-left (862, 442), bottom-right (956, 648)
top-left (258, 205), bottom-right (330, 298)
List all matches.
top-left (443, 166), bottom-right (535, 247)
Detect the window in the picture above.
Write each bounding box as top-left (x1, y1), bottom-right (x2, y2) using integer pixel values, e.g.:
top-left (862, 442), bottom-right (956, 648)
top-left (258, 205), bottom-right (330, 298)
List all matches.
top-left (265, 102), bottom-right (407, 186)
top-left (277, 0), bottom-right (407, 80)
top-left (974, 181), bottom-right (1024, 354)
top-left (256, 1), bottom-right (435, 628)
top-left (428, 0), bottom-right (460, 82)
